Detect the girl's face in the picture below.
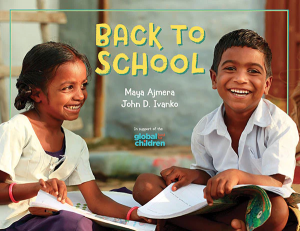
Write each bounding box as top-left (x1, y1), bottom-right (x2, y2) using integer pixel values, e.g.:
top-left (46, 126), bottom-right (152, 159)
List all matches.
top-left (37, 60), bottom-right (88, 122)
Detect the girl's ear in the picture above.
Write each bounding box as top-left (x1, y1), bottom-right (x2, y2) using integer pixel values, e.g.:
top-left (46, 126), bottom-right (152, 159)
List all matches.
top-left (30, 88), bottom-right (42, 103)
top-left (210, 69), bottom-right (218, 89)
top-left (264, 76), bottom-right (273, 95)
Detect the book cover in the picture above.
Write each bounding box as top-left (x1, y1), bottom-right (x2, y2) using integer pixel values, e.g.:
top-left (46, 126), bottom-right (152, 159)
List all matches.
top-left (0, 1), bottom-right (297, 231)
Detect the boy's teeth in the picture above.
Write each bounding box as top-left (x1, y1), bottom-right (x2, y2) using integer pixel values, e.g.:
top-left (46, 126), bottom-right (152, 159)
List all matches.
top-left (230, 89), bottom-right (249, 95)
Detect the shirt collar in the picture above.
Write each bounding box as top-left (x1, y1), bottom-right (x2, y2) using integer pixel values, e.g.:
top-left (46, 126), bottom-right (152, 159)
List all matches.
top-left (199, 103), bottom-right (227, 136)
top-left (199, 98), bottom-right (272, 136)
top-left (249, 98), bottom-right (272, 128)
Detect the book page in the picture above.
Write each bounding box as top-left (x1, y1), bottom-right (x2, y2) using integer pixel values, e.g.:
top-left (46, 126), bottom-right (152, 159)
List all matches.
top-left (67, 191), bottom-right (141, 212)
top-left (30, 190), bottom-right (155, 231)
top-left (234, 184), bottom-right (294, 198)
top-left (138, 183), bottom-right (207, 219)
top-left (138, 183), bottom-right (296, 219)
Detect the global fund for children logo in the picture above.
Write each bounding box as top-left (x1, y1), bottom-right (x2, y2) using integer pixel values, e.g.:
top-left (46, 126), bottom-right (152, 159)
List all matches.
top-left (134, 127), bottom-right (166, 147)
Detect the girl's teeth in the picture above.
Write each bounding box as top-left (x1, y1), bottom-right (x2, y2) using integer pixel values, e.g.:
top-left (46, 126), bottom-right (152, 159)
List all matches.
top-left (66, 105), bottom-right (80, 110)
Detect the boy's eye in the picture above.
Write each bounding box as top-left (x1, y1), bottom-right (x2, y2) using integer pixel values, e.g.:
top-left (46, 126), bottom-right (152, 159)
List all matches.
top-left (224, 66), bottom-right (236, 71)
top-left (248, 69), bottom-right (261, 74)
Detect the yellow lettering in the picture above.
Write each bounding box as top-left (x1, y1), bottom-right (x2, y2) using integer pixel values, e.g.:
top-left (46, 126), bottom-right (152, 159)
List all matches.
top-left (191, 53), bottom-right (204, 74)
top-left (114, 24), bottom-right (128, 47)
top-left (170, 25), bottom-right (188, 45)
top-left (170, 54), bottom-right (188, 74)
top-left (96, 23), bottom-right (112, 47)
top-left (131, 25), bottom-right (147, 46)
top-left (113, 53), bottom-right (130, 75)
top-left (150, 54), bottom-right (168, 73)
top-left (132, 52), bottom-right (148, 76)
top-left (95, 51), bottom-right (111, 75)
top-left (149, 23), bottom-right (163, 50)
top-left (189, 26), bottom-right (205, 44)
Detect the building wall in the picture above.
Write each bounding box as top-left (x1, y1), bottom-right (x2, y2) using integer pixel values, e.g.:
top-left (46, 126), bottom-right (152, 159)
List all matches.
top-left (0, 0), bottom-right (59, 121)
top-left (104, 0), bottom-right (266, 145)
top-left (1, 0), bottom-right (267, 145)
top-left (59, 0), bottom-right (98, 138)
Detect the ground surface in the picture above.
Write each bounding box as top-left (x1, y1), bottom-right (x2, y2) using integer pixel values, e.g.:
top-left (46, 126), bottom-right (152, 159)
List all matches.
top-left (82, 139), bottom-right (300, 193)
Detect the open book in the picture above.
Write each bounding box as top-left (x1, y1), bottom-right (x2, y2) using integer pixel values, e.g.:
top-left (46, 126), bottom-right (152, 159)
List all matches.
top-left (29, 190), bottom-right (156, 231)
top-left (138, 183), bottom-right (300, 231)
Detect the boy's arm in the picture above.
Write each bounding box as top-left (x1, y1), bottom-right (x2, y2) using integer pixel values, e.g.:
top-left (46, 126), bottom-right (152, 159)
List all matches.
top-left (158, 124), bottom-right (214, 192)
top-left (258, 120), bottom-right (298, 185)
top-left (203, 169), bottom-right (284, 205)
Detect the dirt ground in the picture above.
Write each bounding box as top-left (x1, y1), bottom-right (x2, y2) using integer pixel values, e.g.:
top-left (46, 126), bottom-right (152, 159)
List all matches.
top-left (84, 140), bottom-right (300, 193)
top-left (68, 180), bottom-right (300, 193)
top-left (66, 142), bottom-right (192, 193)
top-left (89, 142), bottom-right (192, 157)
top-left (68, 179), bottom-right (135, 192)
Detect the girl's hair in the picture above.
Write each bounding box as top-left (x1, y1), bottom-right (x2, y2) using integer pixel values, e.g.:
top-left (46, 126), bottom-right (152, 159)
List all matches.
top-left (14, 41), bottom-right (91, 110)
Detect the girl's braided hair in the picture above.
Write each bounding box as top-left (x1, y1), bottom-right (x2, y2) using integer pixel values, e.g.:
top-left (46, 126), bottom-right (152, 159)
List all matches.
top-left (14, 41), bottom-right (91, 110)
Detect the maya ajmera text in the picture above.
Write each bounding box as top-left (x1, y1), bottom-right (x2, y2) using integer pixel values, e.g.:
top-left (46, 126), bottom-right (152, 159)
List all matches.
top-left (95, 23), bottom-right (205, 76)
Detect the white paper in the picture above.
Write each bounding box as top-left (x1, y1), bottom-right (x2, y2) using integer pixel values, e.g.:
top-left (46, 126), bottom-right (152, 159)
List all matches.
top-left (138, 183), bottom-right (207, 219)
top-left (30, 190), bottom-right (155, 231)
top-left (234, 184), bottom-right (294, 198)
top-left (67, 191), bottom-right (141, 212)
top-left (138, 183), bottom-right (294, 219)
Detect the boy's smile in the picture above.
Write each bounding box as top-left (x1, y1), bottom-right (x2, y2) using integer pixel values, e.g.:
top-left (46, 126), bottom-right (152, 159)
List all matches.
top-left (210, 46), bottom-right (272, 117)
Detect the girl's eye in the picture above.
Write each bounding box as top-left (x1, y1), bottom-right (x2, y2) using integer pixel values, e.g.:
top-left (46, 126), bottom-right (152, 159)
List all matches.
top-left (81, 82), bottom-right (89, 89)
top-left (62, 85), bottom-right (73, 90)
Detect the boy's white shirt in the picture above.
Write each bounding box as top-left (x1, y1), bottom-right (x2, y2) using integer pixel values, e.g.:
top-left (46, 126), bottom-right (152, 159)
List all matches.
top-left (191, 99), bottom-right (299, 189)
top-left (0, 114), bottom-right (95, 229)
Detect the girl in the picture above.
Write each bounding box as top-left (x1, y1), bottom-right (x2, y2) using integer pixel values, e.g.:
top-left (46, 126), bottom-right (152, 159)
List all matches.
top-left (0, 42), bottom-right (147, 230)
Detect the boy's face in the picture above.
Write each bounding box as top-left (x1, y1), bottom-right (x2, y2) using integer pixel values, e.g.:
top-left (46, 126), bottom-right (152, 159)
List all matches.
top-left (210, 46), bottom-right (272, 116)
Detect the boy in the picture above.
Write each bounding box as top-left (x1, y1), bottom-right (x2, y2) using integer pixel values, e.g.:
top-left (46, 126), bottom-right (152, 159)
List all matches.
top-left (133, 29), bottom-right (299, 231)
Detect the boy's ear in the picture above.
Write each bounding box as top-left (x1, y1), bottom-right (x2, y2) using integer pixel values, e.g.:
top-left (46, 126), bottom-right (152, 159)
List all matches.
top-left (30, 88), bottom-right (42, 103)
top-left (210, 69), bottom-right (217, 89)
top-left (264, 76), bottom-right (273, 95)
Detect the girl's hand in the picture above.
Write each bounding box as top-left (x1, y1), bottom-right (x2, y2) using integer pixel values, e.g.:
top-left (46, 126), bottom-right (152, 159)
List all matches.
top-left (160, 166), bottom-right (200, 191)
top-left (38, 178), bottom-right (73, 206)
top-left (203, 169), bottom-right (239, 205)
top-left (129, 209), bottom-right (153, 224)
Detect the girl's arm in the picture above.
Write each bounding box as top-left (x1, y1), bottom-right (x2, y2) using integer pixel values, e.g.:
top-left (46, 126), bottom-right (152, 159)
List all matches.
top-left (0, 171), bottom-right (40, 204)
top-left (0, 170), bottom-right (72, 205)
top-left (79, 180), bottom-right (141, 221)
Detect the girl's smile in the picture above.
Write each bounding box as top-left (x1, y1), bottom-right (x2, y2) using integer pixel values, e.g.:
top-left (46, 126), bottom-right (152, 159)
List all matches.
top-left (36, 59), bottom-right (88, 124)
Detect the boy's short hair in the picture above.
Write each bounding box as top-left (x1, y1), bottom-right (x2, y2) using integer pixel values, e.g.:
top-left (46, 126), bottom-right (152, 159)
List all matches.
top-left (211, 29), bottom-right (272, 78)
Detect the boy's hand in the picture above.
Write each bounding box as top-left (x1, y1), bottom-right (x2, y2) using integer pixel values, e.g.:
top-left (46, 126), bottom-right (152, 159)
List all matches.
top-left (203, 169), bottom-right (239, 205)
top-left (155, 219), bottom-right (166, 231)
top-left (39, 178), bottom-right (73, 206)
top-left (160, 166), bottom-right (200, 191)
